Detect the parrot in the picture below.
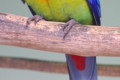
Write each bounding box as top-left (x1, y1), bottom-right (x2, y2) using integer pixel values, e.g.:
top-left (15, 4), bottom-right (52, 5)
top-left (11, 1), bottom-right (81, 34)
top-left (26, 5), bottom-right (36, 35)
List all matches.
top-left (21, 0), bottom-right (101, 80)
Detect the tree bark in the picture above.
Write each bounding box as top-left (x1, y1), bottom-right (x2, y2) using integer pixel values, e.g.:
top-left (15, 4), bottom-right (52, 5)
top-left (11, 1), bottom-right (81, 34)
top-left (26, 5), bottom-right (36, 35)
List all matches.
top-left (0, 12), bottom-right (120, 56)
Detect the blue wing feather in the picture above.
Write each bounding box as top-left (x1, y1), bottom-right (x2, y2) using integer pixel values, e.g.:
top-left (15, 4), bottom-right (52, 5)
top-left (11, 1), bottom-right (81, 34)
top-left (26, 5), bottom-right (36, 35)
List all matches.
top-left (21, 0), bottom-right (36, 15)
top-left (87, 0), bottom-right (101, 25)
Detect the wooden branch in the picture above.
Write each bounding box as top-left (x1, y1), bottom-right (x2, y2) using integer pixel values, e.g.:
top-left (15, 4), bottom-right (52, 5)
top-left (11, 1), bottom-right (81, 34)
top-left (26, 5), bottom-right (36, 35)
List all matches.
top-left (0, 12), bottom-right (120, 56)
top-left (0, 57), bottom-right (120, 77)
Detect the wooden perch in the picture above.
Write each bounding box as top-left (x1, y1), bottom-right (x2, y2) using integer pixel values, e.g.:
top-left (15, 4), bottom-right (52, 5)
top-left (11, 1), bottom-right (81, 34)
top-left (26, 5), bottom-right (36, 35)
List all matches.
top-left (0, 12), bottom-right (120, 56)
top-left (0, 57), bottom-right (120, 77)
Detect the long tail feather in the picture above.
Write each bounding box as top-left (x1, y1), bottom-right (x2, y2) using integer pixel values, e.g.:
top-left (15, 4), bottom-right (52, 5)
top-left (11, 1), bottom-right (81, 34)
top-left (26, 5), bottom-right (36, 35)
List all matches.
top-left (66, 54), bottom-right (97, 80)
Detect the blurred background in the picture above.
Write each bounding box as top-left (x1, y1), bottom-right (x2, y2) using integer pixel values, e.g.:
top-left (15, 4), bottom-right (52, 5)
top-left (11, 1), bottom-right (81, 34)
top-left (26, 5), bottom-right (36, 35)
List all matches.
top-left (0, 0), bottom-right (120, 80)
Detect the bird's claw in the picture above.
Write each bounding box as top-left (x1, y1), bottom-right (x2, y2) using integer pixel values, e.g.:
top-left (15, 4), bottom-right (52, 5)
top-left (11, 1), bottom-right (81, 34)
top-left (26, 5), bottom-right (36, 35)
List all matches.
top-left (63, 19), bottom-right (79, 39)
top-left (25, 15), bottom-right (44, 28)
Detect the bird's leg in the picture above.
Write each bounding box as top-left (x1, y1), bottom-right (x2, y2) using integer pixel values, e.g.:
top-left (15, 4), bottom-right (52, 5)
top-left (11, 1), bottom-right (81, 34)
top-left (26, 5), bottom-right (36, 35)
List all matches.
top-left (63, 19), bottom-right (79, 39)
top-left (26, 15), bottom-right (44, 28)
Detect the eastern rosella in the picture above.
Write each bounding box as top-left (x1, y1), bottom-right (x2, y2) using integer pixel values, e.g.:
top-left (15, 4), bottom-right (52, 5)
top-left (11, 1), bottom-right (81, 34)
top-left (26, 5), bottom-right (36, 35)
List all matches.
top-left (22, 0), bottom-right (101, 80)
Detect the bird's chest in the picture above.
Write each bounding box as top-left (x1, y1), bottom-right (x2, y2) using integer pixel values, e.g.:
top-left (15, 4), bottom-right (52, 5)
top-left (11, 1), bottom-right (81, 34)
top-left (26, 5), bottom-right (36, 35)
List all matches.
top-left (28, 0), bottom-right (69, 21)
top-left (26, 0), bottom-right (93, 24)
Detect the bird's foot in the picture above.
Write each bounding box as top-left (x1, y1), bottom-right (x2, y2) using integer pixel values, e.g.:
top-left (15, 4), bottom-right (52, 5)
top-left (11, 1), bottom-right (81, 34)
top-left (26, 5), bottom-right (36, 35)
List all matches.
top-left (63, 19), bottom-right (79, 39)
top-left (26, 15), bottom-right (44, 28)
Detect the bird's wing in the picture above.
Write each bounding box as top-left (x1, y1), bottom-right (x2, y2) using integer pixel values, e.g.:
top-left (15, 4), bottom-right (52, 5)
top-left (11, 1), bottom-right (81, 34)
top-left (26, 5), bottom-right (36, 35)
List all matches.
top-left (21, 0), bottom-right (25, 4)
top-left (21, 0), bottom-right (36, 15)
top-left (27, 6), bottom-right (36, 15)
top-left (87, 0), bottom-right (101, 25)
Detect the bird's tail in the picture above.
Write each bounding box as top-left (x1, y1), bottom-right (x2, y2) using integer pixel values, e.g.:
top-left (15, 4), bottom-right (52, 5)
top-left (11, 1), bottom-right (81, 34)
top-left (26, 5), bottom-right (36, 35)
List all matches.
top-left (66, 54), bottom-right (97, 80)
